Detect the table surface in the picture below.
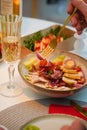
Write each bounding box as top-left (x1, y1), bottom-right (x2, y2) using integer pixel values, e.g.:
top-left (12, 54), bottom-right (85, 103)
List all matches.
top-left (0, 17), bottom-right (87, 112)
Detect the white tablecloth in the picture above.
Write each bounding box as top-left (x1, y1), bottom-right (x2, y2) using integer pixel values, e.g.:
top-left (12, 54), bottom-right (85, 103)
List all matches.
top-left (0, 17), bottom-right (87, 112)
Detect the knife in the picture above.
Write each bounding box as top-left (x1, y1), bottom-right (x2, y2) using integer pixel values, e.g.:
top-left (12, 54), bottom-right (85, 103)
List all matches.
top-left (70, 100), bottom-right (87, 118)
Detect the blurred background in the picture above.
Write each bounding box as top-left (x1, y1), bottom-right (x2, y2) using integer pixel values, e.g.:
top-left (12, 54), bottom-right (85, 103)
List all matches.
top-left (23, 0), bottom-right (70, 24)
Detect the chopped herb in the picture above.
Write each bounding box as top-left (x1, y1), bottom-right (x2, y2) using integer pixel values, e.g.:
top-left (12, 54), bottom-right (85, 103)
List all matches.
top-left (50, 26), bottom-right (61, 36)
top-left (47, 70), bottom-right (53, 76)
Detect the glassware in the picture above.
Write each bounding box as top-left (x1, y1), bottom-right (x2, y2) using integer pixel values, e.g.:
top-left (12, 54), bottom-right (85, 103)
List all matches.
top-left (73, 28), bottom-right (87, 59)
top-left (0, 0), bottom-right (22, 16)
top-left (74, 32), bottom-right (85, 52)
top-left (0, 14), bottom-right (22, 97)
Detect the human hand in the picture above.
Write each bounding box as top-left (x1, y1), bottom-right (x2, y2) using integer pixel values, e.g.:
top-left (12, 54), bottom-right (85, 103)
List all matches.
top-left (60, 120), bottom-right (87, 130)
top-left (67, 0), bottom-right (87, 34)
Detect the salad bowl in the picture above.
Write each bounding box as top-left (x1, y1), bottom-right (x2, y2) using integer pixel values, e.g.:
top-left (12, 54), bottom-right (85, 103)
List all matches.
top-left (18, 50), bottom-right (87, 98)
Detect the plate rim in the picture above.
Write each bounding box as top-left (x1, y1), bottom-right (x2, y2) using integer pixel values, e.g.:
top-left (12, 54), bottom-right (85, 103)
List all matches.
top-left (21, 113), bottom-right (87, 130)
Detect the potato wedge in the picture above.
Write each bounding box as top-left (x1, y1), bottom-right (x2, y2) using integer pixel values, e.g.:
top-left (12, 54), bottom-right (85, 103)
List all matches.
top-left (62, 76), bottom-right (77, 84)
top-left (63, 72), bottom-right (82, 80)
top-left (61, 66), bottom-right (78, 74)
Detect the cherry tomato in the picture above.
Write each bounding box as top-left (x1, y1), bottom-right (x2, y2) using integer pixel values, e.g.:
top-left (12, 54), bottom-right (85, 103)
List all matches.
top-left (75, 66), bottom-right (82, 72)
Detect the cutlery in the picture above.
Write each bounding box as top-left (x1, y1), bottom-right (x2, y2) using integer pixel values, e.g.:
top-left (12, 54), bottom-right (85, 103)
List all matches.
top-left (25, 39), bottom-right (57, 65)
top-left (70, 100), bottom-right (87, 118)
top-left (41, 39), bottom-right (57, 58)
top-left (58, 8), bottom-right (77, 36)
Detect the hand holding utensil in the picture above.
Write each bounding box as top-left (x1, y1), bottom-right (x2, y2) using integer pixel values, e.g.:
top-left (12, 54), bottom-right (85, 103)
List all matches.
top-left (58, 8), bottom-right (77, 37)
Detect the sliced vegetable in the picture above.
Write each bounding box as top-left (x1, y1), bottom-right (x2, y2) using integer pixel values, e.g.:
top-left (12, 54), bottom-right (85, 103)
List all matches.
top-left (61, 66), bottom-right (78, 74)
top-left (63, 59), bottom-right (76, 69)
top-left (39, 59), bottom-right (47, 67)
top-left (36, 52), bottom-right (44, 60)
top-left (63, 72), bottom-right (82, 80)
top-left (77, 77), bottom-right (86, 84)
top-left (52, 55), bottom-right (65, 63)
top-left (62, 76), bottom-right (77, 84)
top-left (57, 36), bottom-right (63, 42)
top-left (74, 66), bottom-right (82, 72)
top-left (23, 57), bottom-right (38, 70)
top-left (23, 125), bottom-right (40, 130)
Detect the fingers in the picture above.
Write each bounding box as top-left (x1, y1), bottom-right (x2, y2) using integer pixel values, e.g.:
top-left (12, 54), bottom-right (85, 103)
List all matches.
top-left (71, 120), bottom-right (86, 130)
top-left (67, 0), bottom-right (87, 34)
top-left (67, 3), bottom-right (74, 14)
top-left (71, 13), bottom-right (78, 27)
top-left (72, 17), bottom-right (87, 34)
top-left (70, 0), bottom-right (87, 21)
top-left (69, 9), bottom-right (87, 34)
top-left (60, 125), bottom-right (70, 130)
top-left (60, 120), bottom-right (86, 130)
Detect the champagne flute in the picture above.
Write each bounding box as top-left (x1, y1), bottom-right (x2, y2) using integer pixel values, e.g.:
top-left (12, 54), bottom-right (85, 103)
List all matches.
top-left (0, 14), bottom-right (22, 97)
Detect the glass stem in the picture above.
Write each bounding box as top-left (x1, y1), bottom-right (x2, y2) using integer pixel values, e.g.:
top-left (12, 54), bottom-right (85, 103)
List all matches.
top-left (8, 64), bottom-right (15, 89)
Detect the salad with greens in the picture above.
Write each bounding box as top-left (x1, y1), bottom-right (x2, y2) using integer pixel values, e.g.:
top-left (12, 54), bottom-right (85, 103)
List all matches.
top-left (23, 25), bottom-right (73, 51)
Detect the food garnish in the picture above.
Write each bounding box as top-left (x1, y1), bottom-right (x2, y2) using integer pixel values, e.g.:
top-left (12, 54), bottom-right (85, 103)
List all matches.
top-left (23, 54), bottom-right (86, 90)
top-left (23, 125), bottom-right (40, 130)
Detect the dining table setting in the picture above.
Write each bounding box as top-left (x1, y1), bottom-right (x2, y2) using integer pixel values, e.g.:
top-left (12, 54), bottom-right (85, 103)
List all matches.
top-left (0, 16), bottom-right (87, 130)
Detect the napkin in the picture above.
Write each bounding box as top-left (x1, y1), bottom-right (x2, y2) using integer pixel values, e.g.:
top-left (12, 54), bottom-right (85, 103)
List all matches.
top-left (49, 104), bottom-right (87, 120)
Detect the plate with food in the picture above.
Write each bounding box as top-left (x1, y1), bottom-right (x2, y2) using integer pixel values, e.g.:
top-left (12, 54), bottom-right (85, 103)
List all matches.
top-left (21, 114), bottom-right (87, 130)
top-left (22, 24), bottom-right (74, 52)
top-left (18, 50), bottom-right (87, 98)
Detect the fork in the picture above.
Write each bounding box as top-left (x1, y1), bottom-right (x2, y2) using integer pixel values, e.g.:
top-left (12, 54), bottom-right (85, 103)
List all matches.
top-left (41, 8), bottom-right (77, 58)
top-left (58, 8), bottom-right (77, 37)
top-left (40, 39), bottom-right (57, 58)
top-left (71, 100), bottom-right (87, 118)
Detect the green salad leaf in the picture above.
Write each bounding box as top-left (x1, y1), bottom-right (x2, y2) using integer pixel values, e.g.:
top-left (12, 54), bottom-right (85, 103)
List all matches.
top-left (24, 31), bottom-right (43, 51)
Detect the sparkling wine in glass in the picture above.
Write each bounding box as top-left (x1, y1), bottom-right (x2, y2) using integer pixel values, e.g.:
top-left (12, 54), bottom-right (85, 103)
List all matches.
top-left (0, 14), bottom-right (22, 97)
